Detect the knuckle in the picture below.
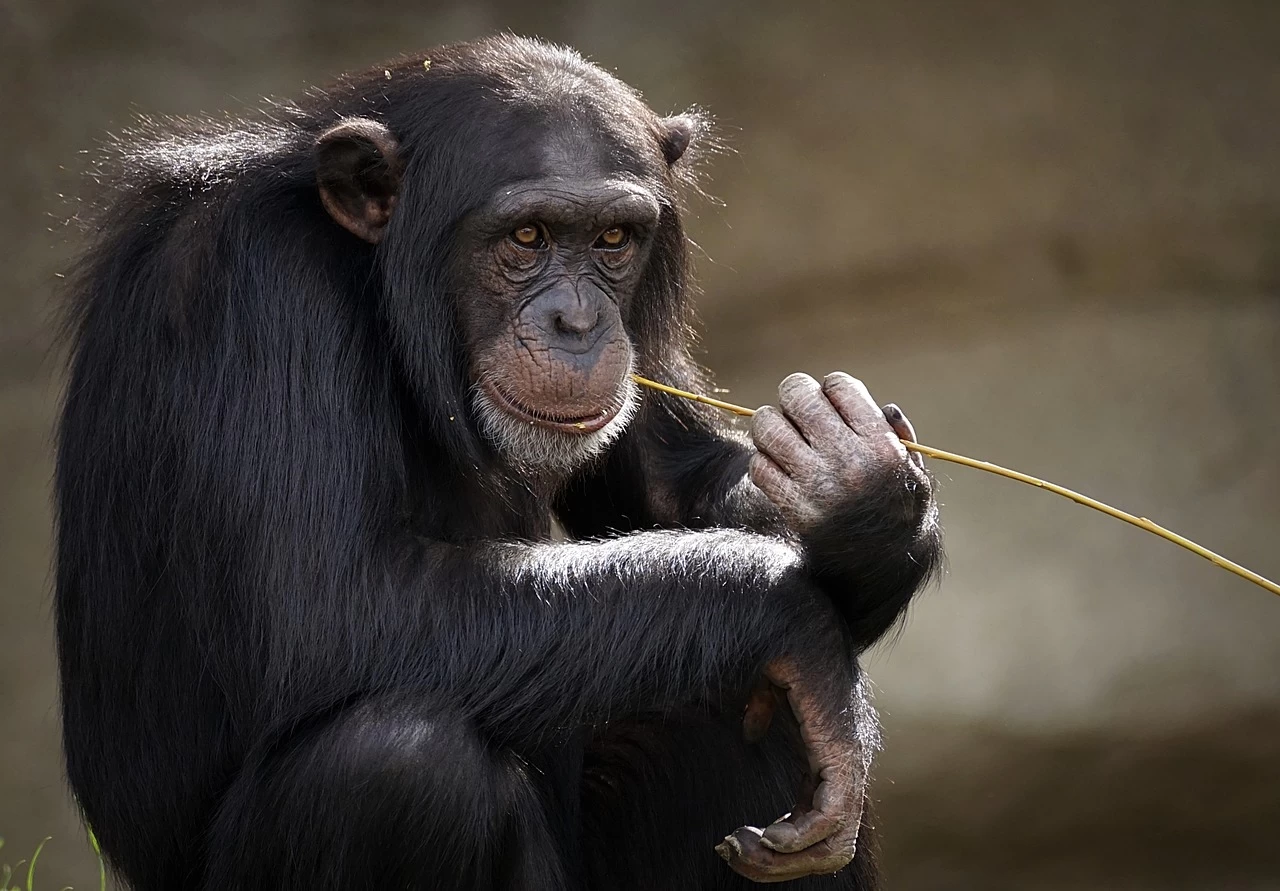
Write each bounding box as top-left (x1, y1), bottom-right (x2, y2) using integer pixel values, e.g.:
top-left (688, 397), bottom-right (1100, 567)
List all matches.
top-left (824, 371), bottom-right (871, 400)
top-left (779, 372), bottom-right (820, 400)
top-left (750, 415), bottom-right (785, 448)
top-left (749, 406), bottom-right (775, 432)
top-left (781, 371), bottom-right (819, 388)
top-left (747, 453), bottom-right (770, 483)
top-left (822, 370), bottom-right (862, 390)
top-left (796, 389), bottom-right (831, 417)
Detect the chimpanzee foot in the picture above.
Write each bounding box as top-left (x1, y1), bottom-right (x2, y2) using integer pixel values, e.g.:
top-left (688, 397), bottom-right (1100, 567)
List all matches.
top-left (718, 657), bottom-right (871, 883)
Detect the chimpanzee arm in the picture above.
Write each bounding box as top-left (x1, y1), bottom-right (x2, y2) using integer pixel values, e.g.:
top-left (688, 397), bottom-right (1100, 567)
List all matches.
top-left (375, 529), bottom-right (852, 750)
top-left (558, 372), bottom-right (942, 650)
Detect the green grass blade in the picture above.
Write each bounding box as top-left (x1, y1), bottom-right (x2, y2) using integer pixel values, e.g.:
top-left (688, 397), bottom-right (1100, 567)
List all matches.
top-left (86, 829), bottom-right (105, 891)
top-left (27, 838), bottom-right (51, 891)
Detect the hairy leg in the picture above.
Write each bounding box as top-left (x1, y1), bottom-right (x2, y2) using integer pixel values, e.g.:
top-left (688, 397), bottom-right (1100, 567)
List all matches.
top-left (581, 710), bottom-right (879, 890)
top-left (204, 696), bottom-right (569, 891)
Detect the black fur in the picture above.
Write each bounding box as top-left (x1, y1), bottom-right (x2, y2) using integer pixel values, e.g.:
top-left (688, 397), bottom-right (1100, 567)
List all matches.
top-left (55, 36), bottom-right (941, 890)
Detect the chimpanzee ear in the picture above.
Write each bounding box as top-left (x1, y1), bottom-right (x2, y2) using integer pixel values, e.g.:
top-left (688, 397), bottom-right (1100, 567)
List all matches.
top-left (315, 118), bottom-right (404, 244)
top-left (658, 114), bottom-right (698, 166)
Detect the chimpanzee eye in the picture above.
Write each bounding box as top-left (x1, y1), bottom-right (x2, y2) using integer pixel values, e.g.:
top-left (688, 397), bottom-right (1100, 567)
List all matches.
top-left (510, 225), bottom-right (545, 249)
top-left (595, 227), bottom-right (629, 249)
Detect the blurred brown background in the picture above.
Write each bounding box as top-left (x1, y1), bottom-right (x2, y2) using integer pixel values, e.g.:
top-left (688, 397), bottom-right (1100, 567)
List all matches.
top-left (2, 1), bottom-right (1278, 888)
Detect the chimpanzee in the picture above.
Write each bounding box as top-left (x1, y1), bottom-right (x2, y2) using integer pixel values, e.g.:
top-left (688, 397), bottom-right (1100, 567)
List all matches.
top-left (55, 35), bottom-right (941, 890)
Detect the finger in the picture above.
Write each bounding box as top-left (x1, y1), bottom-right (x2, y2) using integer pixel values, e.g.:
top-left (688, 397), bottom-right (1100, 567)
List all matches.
top-left (716, 825), bottom-right (856, 882)
top-left (742, 677), bottom-right (781, 744)
top-left (748, 452), bottom-right (803, 503)
top-left (777, 372), bottom-right (848, 448)
top-left (750, 405), bottom-right (812, 476)
top-left (883, 402), bottom-right (925, 470)
top-left (880, 403), bottom-right (916, 443)
top-left (821, 372), bottom-right (889, 437)
top-left (749, 453), bottom-right (820, 530)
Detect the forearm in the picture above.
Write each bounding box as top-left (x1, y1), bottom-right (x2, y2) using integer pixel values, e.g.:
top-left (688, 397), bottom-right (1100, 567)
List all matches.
top-left (392, 529), bottom-right (844, 745)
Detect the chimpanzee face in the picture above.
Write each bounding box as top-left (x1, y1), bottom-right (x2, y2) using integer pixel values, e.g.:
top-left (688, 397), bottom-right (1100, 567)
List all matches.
top-left (452, 163), bottom-right (663, 473)
top-left (315, 104), bottom-right (695, 474)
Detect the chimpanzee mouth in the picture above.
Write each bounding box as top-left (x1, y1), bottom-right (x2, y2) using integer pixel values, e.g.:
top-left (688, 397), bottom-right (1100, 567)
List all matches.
top-left (481, 379), bottom-right (621, 434)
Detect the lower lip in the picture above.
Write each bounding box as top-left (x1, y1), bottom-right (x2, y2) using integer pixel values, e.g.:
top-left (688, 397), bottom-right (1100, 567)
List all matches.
top-left (483, 381), bottom-right (618, 434)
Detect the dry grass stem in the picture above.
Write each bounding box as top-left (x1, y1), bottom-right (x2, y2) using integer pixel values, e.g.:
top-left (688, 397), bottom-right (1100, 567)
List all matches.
top-left (629, 374), bottom-right (1280, 599)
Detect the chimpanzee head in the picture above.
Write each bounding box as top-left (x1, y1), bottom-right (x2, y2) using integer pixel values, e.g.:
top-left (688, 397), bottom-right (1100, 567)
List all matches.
top-left (312, 37), bottom-right (704, 474)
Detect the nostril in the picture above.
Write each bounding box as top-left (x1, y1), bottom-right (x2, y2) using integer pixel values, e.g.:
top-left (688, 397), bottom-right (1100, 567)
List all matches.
top-left (554, 308), bottom-right (598, 336)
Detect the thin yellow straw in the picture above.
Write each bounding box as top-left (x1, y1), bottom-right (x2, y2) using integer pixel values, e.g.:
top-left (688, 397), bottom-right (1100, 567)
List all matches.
top-left (630, 373), bottom-right (1280, 599)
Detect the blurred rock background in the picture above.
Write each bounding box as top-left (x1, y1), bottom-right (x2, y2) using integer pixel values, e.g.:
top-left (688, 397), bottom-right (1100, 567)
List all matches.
top-left (2, 1), bottom-right (1278, 887)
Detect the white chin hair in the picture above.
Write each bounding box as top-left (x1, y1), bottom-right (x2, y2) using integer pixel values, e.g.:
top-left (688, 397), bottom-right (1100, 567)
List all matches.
top-left (470, 376), bottom-right (639, 476)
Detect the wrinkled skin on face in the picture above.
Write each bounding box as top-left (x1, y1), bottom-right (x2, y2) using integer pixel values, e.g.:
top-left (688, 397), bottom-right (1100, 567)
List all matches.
top-left (454, 170), bottom-right (663, 472)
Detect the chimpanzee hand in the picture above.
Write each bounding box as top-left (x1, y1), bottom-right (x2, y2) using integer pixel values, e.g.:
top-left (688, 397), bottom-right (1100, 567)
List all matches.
top-left (717, 657), bottom-right (875, 882)
top-left (747, 372), bottom-right (928, 543)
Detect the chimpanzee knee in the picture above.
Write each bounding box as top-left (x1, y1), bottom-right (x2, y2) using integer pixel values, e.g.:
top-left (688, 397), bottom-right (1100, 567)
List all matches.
top-left (204, 697), bottom-right (566, 891)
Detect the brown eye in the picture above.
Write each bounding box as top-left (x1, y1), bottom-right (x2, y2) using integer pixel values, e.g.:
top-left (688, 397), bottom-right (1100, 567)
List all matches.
top-left (595, 227), bottom-right (629, 249)
top-left (510, 225), bottom-right (545, 248)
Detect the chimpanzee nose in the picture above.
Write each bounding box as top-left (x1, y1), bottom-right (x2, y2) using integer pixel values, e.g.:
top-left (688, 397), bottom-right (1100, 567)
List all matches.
top-left (544, 289), bottom-right (600, 337)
